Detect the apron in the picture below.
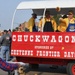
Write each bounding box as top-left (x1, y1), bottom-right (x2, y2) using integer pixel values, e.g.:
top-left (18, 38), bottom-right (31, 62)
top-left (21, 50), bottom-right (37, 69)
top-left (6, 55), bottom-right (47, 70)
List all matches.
top-left (43, 21), bottom-right (54, 32)
top-left (66, 21), bottom-right (75, 32)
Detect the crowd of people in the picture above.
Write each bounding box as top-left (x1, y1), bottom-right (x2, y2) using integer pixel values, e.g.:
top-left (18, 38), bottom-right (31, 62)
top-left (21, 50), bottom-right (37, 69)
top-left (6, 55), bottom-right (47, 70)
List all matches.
top-left (0, 29), bottom-right (21, 73)
top-left (0, 9), bottom-right (75, 73)
top-left (13, 10), bottom-right (75, 33)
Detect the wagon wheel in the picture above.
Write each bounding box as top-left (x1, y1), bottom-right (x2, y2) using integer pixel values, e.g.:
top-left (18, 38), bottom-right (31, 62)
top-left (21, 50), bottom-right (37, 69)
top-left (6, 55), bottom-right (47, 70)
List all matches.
top-left (67, 63), bottom-right (75, 75)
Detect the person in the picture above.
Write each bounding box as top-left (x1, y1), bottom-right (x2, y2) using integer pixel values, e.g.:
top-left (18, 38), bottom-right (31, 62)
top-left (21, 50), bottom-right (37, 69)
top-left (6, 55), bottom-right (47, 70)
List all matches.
top-left (18, 24), bottom-right (25, 32)
top-left (59, 10), bottom-right (75, 32)
top-left (28, 13), bottom-right (38, 32)
top-left (0, 31), bottom-right (3, 57)
top-left (7, 29), bottom-right (14, 61)
top-left (0, 57), bottom-right (20, 72)
top-left (57, 15), bottom-right (68, 32)
top-left (7, 29), bottom-right (12, 37)
top-left (17, 27), bottom-right (22, 32)
top-left (38, 10), bottom-right (57, 32)
top-left (0, 30), bottom-right (11, 61)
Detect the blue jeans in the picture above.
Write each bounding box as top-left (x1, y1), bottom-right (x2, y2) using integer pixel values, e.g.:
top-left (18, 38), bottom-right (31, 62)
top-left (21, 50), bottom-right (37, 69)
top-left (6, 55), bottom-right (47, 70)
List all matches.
top-left (1, 46), bottom-right (10, 61)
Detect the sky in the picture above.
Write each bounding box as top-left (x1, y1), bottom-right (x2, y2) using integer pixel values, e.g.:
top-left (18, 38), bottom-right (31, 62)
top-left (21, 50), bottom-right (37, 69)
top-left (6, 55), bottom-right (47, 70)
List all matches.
top-left (0, 0), bottom-right (36, 30)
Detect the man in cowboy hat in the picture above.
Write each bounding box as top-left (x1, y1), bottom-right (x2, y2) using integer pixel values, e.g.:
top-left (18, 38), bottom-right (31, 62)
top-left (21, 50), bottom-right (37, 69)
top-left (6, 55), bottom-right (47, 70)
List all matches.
top-left (28, 13), bottom-right (38, 32)
top-left (38, 10), bottom-right (57, 32)
top-left (59, 10), bottom-right (75, 32)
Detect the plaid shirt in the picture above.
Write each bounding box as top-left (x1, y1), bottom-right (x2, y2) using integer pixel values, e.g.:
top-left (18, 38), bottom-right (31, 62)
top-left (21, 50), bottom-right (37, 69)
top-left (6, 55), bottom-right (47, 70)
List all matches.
top-left (0, 58), bottom-right (18, 72)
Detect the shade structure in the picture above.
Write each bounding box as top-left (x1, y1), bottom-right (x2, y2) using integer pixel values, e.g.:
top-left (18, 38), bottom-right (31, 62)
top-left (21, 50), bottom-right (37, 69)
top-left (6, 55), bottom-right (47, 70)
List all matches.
top-left (16, 0), bottom-right (75, 15)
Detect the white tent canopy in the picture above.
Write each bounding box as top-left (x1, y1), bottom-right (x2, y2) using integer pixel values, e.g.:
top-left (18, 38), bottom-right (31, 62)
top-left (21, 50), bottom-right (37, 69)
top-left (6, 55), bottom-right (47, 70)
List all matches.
top-left (11, 0), bottom-right (75, 30)
top-left (17, 0), bottom-right (75, 10)
top-left (16, 0), bottom-right (75, 15)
